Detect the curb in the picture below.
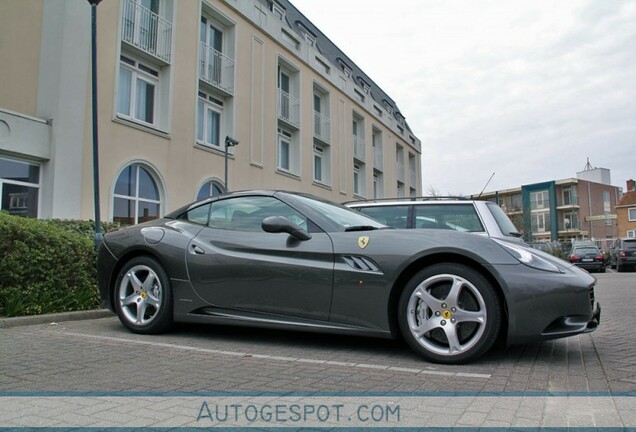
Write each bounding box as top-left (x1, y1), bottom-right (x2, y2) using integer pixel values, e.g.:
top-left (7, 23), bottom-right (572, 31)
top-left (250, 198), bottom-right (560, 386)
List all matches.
top-left (0, 309), bottom-right (115, 329)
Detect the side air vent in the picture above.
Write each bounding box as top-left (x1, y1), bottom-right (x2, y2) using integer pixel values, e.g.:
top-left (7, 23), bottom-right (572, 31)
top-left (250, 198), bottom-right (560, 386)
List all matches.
top-left (342, 256), bottom-right (382, 273)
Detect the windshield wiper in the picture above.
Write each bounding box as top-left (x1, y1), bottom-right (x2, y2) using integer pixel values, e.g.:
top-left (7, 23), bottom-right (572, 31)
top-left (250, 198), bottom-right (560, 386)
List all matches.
top-left (345, 225), bottom-right (382, 232)
top-left (508, 232), bottom-right (523, 238)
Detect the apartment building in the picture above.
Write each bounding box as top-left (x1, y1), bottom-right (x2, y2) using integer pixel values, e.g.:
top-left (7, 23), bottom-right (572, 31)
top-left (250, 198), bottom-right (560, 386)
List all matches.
top-left (477, 166), bottom-right (622, 249)
top-left (0, 0), bottom-right (421, 224)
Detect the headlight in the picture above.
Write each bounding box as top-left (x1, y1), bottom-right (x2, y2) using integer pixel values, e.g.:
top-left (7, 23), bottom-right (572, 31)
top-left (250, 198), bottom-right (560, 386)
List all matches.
top-left (493, 239), bottom-right (563, 273)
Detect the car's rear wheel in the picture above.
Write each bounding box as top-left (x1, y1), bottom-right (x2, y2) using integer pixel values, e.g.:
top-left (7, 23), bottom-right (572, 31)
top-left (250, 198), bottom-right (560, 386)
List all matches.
top-left (114, 256), bottom-right (173, 334)
top-left (398, 263), bottom-right (501, 364)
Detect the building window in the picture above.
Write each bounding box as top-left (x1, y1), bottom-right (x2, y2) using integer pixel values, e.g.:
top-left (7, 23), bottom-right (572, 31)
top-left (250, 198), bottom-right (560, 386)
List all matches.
top-left (353, 165), bottom-right (361, 196)
top-left (531, 212), bottom-right (549, 233)
top-left (270, 2), bottom-right (285, 20)
top-left (121, 0), bottom-right (172, 63)
top-left (628, 230), bottom-right (636, 238)
top-left (277, 128), bottom-right (296, 173)
top-left (530, 190), bottom-right (549, 210)
top-left (396, 144), bottom-right (405, 182)
top-left (113, 163), bottom-right (162, 225)
top-left (397, 181), bottom-right (405, 198)
top-left (372, 129), bottom-right (383, 171)
top-left (563, 211), bottom-right (579, 231)
top-left (117, 55), bottom-right (159, 126)
top-left (197, 179), bottom-right (225, 200)
top-left (196, 91), bottom-right (223, 148)
top-left (277, 61), bottom-right (300, 128)
top-left (562, 186), bottom-right (577, 206)
top-left (629, 208), bottom-right (636, 221)
top-left (373, 172), bottom-right (384, 199)
top-left (0, 157), bottom-right (40, 218)
top-left (313, 145), bottom-right (324, 183)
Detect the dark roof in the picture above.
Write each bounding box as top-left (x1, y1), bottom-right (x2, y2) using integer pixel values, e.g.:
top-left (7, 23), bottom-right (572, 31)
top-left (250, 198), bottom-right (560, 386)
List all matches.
top-left (617, 190), bottom-right (636, 207)
top-left (280, 0), bottom-right (414, 134)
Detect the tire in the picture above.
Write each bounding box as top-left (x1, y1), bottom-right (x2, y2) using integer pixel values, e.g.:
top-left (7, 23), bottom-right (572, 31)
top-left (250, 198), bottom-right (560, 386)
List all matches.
top-left (398, 264), bottom-right (502, 364)
top-left (617, 261), bottom-right (623, 273)
top-left (114, 256), bottom-right (173, 334)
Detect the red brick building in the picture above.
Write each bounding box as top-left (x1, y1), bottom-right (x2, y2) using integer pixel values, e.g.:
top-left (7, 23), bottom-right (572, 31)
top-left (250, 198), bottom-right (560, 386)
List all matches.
top-left (616, 179), bottom-right (636, 238)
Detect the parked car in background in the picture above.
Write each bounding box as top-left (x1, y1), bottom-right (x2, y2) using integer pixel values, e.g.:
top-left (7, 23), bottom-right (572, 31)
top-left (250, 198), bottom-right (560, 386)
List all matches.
top-left (569, 245), bottom-right (606, 273)
top-left (610, 238), bottom-right (636, 272)
top-left (344, 197), bottom-right (524, 243)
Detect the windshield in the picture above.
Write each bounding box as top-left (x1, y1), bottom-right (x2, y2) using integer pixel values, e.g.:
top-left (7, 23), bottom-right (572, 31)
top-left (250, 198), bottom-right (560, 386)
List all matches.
top-left (622, 240), bottom-right (636, 250)
top-left (292, 194), bottom-right (387, 231)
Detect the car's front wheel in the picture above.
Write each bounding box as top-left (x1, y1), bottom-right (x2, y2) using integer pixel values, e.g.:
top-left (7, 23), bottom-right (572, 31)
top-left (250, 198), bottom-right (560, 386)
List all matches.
top-left (398, 264), bottom-right (502, 364)
top-left (114, 256), bottom-right (173, 334)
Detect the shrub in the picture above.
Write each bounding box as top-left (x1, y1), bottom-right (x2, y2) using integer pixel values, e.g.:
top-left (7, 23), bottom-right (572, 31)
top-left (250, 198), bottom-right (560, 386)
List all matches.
top-left (0, 213), bottom-right (108, 317)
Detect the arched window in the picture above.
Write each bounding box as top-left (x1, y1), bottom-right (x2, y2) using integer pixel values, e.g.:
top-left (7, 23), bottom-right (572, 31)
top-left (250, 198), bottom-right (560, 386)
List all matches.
top-left (113, 163), bottom-right (162, 225)
top-left (196, 179), bottom-right (225, 200)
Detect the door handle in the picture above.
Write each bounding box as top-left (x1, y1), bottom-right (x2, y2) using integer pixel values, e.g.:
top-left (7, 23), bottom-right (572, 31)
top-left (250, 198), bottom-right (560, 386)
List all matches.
top-left (191, 245), bottom-right (205, 255)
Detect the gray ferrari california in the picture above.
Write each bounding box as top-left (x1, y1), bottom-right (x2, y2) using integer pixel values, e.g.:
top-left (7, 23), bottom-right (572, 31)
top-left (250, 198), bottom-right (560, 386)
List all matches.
top-left (97, 190), bottom-right (600, 364)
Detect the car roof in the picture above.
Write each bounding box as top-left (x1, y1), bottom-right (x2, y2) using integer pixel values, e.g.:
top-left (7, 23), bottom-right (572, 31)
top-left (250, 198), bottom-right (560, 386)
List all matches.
top-left (346, 198), bottom-right (475, 207)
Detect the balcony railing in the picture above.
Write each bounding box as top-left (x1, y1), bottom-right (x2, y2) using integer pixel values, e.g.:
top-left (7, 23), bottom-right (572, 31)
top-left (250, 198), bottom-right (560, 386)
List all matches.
top-left (278, 89), bottom-right (300, 128)
top-left (122, 0), bottom-right (172, 63)
top-left (199, 42), bottom-right (235, 95)
top-left (353, 135), bottom-right (366, 161)
top-left (373, 148), bottom-right (383, 171)
top-left (313, 111), bottom-right (331, 143)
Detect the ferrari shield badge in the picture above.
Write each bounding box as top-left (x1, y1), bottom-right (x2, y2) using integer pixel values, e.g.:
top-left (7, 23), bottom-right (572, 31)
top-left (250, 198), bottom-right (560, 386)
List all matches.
top-left (358, 236), bottom-right (370, 249)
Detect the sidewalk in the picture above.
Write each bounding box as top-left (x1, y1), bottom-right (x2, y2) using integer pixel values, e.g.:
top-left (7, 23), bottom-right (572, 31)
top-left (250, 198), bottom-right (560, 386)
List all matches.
top-left (0, 309), bottom-right (114, 329)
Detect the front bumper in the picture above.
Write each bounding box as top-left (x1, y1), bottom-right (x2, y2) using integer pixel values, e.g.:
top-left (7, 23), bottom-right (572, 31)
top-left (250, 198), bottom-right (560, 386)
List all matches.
top-left (493, 263), bottom-right (601, 345)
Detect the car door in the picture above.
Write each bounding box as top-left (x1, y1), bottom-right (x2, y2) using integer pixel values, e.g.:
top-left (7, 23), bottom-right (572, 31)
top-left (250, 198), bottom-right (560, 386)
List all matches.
top-left (185, 195), bottom-right (335, 321)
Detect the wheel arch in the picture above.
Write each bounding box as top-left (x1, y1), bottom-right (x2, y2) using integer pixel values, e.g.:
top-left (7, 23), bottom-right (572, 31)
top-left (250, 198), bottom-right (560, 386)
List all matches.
top-left (387, 253), bottom-right (509, 342)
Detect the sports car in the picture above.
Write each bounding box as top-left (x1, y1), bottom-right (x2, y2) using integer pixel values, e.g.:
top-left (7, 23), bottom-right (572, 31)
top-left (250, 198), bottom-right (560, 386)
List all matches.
top-left (97, 190), bottom-right (600, 364)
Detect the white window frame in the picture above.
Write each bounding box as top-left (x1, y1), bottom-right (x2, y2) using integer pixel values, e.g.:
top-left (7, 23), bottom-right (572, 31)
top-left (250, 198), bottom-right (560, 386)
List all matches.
top-left (117, 55), bottom-right (160, 127)
top-left (196, 91), bottom-right (224, 148)
top-left (112, 163), bottom-right (162, 225)
top-left (313, 145), bottom-right (324, 184)
top-left (353, 165), bottom-right (360, 196)
top-left (531, 190), bottom-right (549, 210)
top-left (628, 230), bottom-right (636, 238)
top-left (628, 207), bottom-right (636, 221)
top-left (277, 128), bottom-right (293, 173)
top-left (532, 212), bottom-right (547, 232)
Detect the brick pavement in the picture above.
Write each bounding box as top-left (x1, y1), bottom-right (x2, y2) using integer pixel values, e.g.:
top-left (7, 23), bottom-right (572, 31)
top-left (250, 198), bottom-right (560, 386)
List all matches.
top-left (0, 271), bottom-right (635, 428)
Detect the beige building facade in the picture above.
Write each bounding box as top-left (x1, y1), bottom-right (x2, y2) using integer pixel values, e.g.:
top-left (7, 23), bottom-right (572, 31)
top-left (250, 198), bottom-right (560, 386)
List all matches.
top-left (0, 0), bottom-right (421, 224)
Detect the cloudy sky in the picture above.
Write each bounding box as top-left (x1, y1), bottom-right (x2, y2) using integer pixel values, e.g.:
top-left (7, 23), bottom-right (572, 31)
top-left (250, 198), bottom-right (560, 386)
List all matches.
top-left (290, 0), bottom-right (636, 195)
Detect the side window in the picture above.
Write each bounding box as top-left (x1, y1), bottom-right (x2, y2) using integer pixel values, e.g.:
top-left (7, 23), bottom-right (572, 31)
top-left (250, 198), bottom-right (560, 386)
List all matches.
top-left (358, 205), bottom-right (409, 229)
top-left (414, 204), bottom-right (485, 232)
top-left (208, 196), bottom-right (310, 232)
top-left (181, 203), bottom-right (212, 226)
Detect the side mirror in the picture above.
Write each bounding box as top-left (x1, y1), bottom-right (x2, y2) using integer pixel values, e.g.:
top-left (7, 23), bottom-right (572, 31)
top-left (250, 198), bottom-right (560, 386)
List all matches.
top-left (261, 216), bottom-right (312, 241)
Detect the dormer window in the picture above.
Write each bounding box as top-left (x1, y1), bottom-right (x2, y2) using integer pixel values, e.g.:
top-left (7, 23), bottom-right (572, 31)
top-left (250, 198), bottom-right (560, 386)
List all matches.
top-left (270, 2), bottom-right (285, 20)
top-left (383, 101), bottom-right (393, 115)
top-left (359, 79), bottom-right (370, 94)
top-left (297, 23), bottom-right (316, 47)
top-left (338, 59), bottom-right (352, 78)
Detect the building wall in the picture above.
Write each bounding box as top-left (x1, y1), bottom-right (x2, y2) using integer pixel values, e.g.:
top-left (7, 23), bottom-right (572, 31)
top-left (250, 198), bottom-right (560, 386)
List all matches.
top-left (0, 0), bottom-right (44, 117)
top-left (1, 0), bottom-right (422, 222)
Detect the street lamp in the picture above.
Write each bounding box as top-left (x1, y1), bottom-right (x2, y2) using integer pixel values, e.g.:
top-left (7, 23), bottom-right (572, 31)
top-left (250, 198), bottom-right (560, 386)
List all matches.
top-left (224, 136), bottom-right (239, 192)
top-left (88, 0), bottom-right (102, 248)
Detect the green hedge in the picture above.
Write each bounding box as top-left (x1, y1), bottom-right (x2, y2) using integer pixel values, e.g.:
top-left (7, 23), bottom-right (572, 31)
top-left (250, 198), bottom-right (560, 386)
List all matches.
top-left (0, 213), bottom-right (120, 317)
